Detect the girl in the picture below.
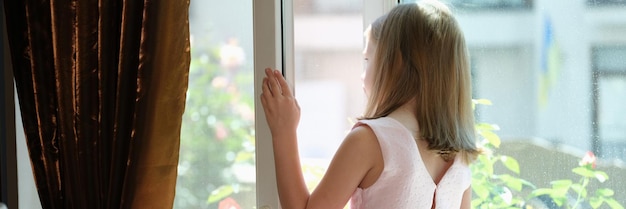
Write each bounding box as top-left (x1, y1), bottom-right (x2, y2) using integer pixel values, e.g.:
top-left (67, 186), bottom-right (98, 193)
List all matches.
top-left (260, 1), bottom-right (479, 208)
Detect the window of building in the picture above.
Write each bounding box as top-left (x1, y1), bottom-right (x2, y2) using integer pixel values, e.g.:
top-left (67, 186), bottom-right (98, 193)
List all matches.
top-left (588, 0), bottom-right (626, 6)
top-left (448, 0), bottom-right (532, 9)
top-left (592, 46), bottom-right (626, 161)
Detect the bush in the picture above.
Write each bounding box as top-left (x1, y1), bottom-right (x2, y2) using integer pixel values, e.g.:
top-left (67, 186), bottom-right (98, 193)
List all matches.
top-left (175, 37), bottom-right (255, 209)
top-left (471, 99), bottom-right (624, 209)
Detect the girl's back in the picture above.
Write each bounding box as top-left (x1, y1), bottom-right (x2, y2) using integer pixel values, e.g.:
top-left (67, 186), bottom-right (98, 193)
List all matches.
top-left (350, 116), bottom-right (471, 209)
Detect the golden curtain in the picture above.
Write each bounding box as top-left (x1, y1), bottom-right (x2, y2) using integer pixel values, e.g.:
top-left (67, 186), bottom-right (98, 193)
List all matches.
top-left (4, 0), bottom-right (190, 208)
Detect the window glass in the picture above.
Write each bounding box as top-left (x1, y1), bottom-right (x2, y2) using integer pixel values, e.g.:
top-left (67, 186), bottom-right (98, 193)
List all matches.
top-left (448, 0), bottom-right (532, 9)
top-left (594, 47), bottom-right (626, 161)
top-left (396, 0), bottom-right (626, 207)
top-left (595, 47), bottom-right (626, 72)
top-left (175, 1), bottom-right (255, 208)
top-left (597, 77), bottom-right (626, 160)
top-left (292, 0), bottom-right (364, 192)
top-left (587, 0), bottom-right (626, 6)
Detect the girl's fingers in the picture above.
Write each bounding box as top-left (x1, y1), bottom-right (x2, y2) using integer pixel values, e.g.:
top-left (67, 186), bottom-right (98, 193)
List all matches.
top-left (262, 77), bottom-right (272, 97)
top-left (263, 67), bottom-right (295, 98)
top-left (260, 91), bottom-right (267, 107)
top-left (274, 70), bottom-right (293, 98)
top-left (265, 68), bottom-right (282, 96)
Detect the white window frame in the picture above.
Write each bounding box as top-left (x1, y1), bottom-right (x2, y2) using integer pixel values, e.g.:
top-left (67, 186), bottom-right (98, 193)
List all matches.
top-left (2, 0), bottom-right (399, 208)
top-left (252, 0), bottom-right (283, 208)
top-left (253, 0), bottom-right (396, 208)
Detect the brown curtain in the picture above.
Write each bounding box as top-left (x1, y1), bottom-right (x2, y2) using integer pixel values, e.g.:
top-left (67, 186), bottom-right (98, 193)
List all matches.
top-left (4, 0), bottom-right (190, 208)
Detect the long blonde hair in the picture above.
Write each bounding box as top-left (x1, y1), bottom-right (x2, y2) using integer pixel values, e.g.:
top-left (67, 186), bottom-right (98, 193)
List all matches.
top-left (362, 1), bottom-right (479, 162)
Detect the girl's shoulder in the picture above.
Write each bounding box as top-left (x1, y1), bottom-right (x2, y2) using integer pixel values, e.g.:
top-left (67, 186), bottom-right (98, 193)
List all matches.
top-left (352, 116), bottom-right (399, 130)
top-left (347, 122), bottom-right (378, 145)
top-left (345, 120), bottom-right (386, 159)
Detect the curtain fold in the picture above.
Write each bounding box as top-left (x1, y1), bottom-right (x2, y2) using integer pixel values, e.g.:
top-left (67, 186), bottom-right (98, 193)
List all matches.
top-left (4, 0), bottom-right (190, 208)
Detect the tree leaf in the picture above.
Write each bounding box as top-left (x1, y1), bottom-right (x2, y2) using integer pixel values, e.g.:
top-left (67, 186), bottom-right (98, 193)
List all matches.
top-left (497, 174), bottom-right (523, 191)
top-left (530, 188), bottom-right (555, 198)
top-left (572, 166), bottom-right (595, 178)
top-left (473, 184), bottom-right (490, 199)
top-left (482, 130), bottom-right (501, 148)
top-left (552, 196), bottom-right (567, 207)
top-left (551, 179), bottom-right (572, 191)
top-left (594, 170), bottom-right (609, 183)
top-left (500, 156), bottom-right (520, 174)
top-left (520, 179), bottom-right (537, 189)
top-left (207, 185), bottom-right (234, 204)
top-left (476, 155), bottom-right (494, 175)
top-left (476, 123), bottom-right (500, 131)
top-left (589, 196), bottom-right (603, 209)
top-left (529, 188), bottom-right (567, 207)
top-left (596, 188), bottom-right (615, 197)
top-left (570, 183), bottom-right (587, 198)
top-left (605, 198), bottom-right (625, 209)
top-left (234, 151), bottom-right (254, 163)
top-left (473, 99), bottom-right (493, 105)
top-left (471, 198), bottom-right (483, 208)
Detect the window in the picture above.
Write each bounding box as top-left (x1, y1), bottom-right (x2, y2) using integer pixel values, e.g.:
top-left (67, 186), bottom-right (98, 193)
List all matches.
top-left (592, 46), bottom-right (626, 160)
top-left (294, 0), bottom-right (361, 14)
top-left (399, 0), bottom-right (626, 206)
top-left (448, 0), bottom-right (532, 9)
top-left (292, 0), bottom-right (365, 188)
top-left (588, 0), bottom-right (626, 6)
top-left (176, 1), bottom-right (256, 208)
top-left (4, 0), bottom-right (625, 208)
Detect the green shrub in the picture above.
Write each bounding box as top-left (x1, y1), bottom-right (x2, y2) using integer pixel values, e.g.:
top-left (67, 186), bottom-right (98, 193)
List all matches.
top-left (471, 99), bottom-right (624, 209)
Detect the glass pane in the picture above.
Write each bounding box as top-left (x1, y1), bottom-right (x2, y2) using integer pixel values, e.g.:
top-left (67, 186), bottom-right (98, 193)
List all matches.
top-left (449, 0), bottom-right (532, 9)
top-left (292, 0), bottom-right (364, 193)
top-left (395, 0), bottom-right (625, 207)
top-left (596, 48), bottom-right (626, 72)
top-left (599, 77), bottom-right (626, 160)
top-left (588, 0), bottom-right (626, 6)
top-left (175, 1), bottom-right (255, 208)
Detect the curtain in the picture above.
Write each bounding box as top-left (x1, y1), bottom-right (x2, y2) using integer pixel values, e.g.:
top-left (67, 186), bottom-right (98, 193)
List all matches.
top-left (4, 0), bottom-right (190, 208)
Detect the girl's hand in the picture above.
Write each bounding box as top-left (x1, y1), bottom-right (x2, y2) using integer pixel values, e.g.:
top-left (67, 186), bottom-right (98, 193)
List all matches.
top-left (260, 68), bottom-right (301, 138)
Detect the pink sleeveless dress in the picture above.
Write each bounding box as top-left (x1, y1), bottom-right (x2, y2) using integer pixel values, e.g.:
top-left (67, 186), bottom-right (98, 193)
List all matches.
top-left (350, 117), bottom-right (471, 209)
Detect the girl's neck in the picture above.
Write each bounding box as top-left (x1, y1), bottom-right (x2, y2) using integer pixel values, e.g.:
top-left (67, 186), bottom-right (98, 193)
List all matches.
top-left (388, 100), bottom-right (419, 136)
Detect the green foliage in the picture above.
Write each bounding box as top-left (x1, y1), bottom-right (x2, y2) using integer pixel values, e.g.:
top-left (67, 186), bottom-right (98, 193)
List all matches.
top-left (471, 99), bottom-right (624, 209)
top-left (175, 38), bottom-right (255, 209)
top-left (207, 185), bottom-right (235, 204)
top-left (528, 156), bottom-right (622, 209)
top-left (471, 99), bottom-right (534, 208)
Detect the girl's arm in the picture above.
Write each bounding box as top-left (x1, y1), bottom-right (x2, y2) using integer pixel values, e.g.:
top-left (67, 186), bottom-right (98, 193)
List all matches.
top-left (261, 68), bottom-right (307, 208)
top-left (261, 68), bottom-right (380, 209)
top-left (460, 187), bottom-right (472, 209)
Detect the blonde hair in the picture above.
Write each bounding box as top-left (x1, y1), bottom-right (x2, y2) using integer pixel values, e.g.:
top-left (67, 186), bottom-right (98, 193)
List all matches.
top-left (362, 0), bottom-right (479, 162)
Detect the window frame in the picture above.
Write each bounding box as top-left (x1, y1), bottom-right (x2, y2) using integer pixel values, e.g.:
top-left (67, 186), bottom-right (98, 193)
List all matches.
top-left (5, 0), bottom-right (625, 208)
top-left (252, 0), bottom-right (283, 208)
top-left (2, 1), bottom-right (404, 209)
top-left (255, 1), bottom-right (395, 208)
top-left (1, 0), bottom-right (18, 207)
